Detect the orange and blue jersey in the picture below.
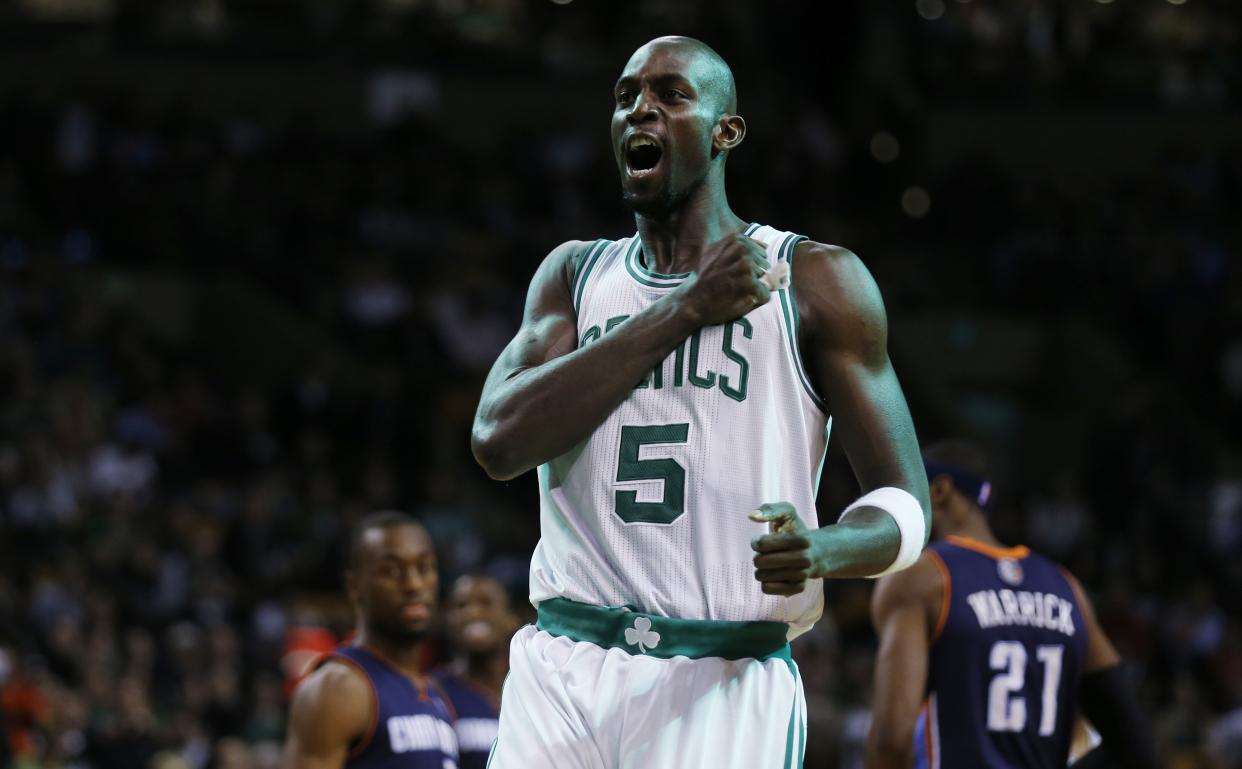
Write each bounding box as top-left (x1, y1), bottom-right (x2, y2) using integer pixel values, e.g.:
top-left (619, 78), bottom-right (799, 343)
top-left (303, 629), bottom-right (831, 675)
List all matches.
top-left (914, 537), bottom-right (1088, 769)
top-left (431, 669), bottom-right (500, 769)
top-left (323, 645), bottom-right (459, 769)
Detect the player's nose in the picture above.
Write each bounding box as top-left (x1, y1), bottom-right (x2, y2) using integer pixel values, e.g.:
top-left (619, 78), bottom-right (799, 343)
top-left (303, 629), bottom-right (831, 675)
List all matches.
top-left (399, 568), bottom-right (426, 593)
top-left (626, 89), bottom-right (658, 125)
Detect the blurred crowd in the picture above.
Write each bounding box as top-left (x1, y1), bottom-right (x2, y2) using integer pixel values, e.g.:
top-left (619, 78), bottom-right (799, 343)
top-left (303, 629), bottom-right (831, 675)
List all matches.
top-left (2, 2), bottom-right (1241, 768)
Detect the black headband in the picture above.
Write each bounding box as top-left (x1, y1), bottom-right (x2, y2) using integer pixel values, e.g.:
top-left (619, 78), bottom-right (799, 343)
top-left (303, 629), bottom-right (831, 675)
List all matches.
top-left (924, 461), bottom-right (992, 508)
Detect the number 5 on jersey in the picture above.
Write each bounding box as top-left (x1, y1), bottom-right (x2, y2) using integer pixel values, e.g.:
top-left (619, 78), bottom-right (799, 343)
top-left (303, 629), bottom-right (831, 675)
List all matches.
top-left (615, 424), bottom-right (689, 524)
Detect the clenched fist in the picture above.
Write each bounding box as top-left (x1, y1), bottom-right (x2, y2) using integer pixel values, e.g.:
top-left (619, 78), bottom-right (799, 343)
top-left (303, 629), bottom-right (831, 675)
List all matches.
top-left (750, 502), bottom-right (819, 596)
top-left (675, 233), bottom-right (773, 327)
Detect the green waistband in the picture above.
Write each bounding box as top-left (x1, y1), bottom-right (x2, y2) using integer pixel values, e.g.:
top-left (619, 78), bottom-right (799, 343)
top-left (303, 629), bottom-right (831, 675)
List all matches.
top-left (535, 597), bottom-right (791, 662)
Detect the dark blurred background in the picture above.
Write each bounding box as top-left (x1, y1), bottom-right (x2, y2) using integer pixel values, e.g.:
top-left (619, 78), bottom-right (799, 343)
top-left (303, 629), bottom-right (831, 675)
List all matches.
top-left (1, 1), bottom-right (1240, 768)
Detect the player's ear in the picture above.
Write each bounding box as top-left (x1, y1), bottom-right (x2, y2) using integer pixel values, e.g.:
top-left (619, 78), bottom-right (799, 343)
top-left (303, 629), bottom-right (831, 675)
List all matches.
top-left (929, 474), bottom-right (955, 508)
top-left (712, 115), bottom-right (746, 152)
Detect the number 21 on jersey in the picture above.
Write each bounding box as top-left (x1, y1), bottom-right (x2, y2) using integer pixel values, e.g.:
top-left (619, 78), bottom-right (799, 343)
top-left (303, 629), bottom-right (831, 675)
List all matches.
top-left (987, 641), bottom-right (1064, 736)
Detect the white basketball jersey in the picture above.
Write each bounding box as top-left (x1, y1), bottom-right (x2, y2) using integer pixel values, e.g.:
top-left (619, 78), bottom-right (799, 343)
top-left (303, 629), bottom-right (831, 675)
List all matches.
top-left (529, 224), bottom-right (831, 639)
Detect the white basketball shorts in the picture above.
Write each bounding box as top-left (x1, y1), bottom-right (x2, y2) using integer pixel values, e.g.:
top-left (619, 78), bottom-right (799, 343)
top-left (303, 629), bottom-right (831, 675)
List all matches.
top-left (487, 598), bottom-right (806, 769)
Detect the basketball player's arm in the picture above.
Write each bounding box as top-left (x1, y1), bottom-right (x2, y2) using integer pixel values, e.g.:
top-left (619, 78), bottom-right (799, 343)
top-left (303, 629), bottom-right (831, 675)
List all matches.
top-left (281, 663), bottom-right (373, 769)
top-left (864, 553), bottom-right (943, 769)
top-left (795, 243), bottom-right (930, 578)
top-left (473, 236), bottom-right (769, 480)
top-left (1062, 573), bottom-right (1159, 769)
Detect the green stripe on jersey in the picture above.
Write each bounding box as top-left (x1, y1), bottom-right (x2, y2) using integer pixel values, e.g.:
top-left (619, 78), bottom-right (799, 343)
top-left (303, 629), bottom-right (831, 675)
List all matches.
top-left (775, 233), bottom-right (827, 413)
top-left (570, 239), bottom-right (600, 293)
top-left (573, 239), bottom-right (610, 312)
top-left (623, 223), bottom-right (760, 289)
top-left (625, 239), bottom-right (687, 287)
top-left (536, 598), bottom-right (791, 662)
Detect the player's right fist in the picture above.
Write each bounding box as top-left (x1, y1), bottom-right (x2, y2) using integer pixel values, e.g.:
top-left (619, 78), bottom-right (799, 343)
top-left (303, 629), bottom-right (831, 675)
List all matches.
top-left (676, 233), bottom-right (772, 327)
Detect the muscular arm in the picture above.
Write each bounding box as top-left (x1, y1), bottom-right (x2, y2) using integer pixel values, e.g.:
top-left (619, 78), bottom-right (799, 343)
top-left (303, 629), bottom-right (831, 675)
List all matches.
top-left (281, 662), bottom-right (373, 769)
top-left (794, 242), bottom-right (931, 577)
top-left (471, 241), bottom-right (700, 480)
top-left (864, 554), bottom-right (943, 769)
top-left (472, 234), bottom-right (770, 480)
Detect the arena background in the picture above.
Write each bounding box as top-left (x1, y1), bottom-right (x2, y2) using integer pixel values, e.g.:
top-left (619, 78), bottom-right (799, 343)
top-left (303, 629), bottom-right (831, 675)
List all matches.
top-left (0, 1), bottom-right (1239, 767)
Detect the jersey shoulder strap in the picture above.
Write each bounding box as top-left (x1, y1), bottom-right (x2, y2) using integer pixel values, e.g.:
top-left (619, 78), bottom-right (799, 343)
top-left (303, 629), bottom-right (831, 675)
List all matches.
top-left (570, 237), bottom-right (618, 313)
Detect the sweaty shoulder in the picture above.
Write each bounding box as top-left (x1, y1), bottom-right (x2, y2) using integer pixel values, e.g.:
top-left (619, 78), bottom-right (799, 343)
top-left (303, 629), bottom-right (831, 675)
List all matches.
top-left (789, 240), bottom-right (887, 353)
top-left (547, 239), bottom-right (601, 289)
top-left (288, 658), bottom-right (374, 743)
top-left (519, 239), bottom-right (604, 323)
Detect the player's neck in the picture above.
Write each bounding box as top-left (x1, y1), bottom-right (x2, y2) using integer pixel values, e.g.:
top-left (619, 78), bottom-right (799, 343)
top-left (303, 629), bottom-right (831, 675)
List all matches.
top-left (456, 651), bottom-right (508, 697)
top-left (356, 628), bottom-right (425, 682)
top-left (634, 184), bottom-right (746, 274)
top-left (946, 519), bottom-right (1004, 549)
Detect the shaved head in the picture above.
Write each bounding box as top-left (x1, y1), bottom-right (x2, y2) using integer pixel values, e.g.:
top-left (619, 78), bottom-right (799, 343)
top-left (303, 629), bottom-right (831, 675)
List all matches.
top-left (627, 36), bottom-right (737, 114)
top-left (612, 35), bottom-right (745, 216)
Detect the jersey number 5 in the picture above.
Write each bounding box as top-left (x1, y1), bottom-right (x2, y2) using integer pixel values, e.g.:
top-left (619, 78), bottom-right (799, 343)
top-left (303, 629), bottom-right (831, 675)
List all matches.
top-left (987, 641), bottom-right (1064, 736)
top-left (615, 423), bottom-right (689, 524)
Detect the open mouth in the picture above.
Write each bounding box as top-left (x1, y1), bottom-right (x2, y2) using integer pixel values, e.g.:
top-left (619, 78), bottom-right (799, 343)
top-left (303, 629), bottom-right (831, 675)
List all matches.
top-left (402, 603), bottom-right (431, 621)
top-left (625, 135), bottom-right (663, 175)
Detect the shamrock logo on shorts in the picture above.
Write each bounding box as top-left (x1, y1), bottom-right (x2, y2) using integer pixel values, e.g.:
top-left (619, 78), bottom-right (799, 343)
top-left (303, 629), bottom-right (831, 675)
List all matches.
top-left (624, 616), bottom-right (661, 653)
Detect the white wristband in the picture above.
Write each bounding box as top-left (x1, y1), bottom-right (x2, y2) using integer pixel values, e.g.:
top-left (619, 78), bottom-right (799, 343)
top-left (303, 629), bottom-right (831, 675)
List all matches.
top-left (837, 486), bottom-right (926, 578)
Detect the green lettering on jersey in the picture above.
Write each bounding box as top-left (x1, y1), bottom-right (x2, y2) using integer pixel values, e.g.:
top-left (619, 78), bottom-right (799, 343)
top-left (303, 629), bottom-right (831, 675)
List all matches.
top-left (687, 330), bottom-right (715, 389)
top-left (672, 341), bottom-right (685, 387)
top-left (719, 317), bottom-right (752, 402)
top-left (605, 315), bottom-right (630, 333)
top-left (580, 325), bottom-right (601, 346)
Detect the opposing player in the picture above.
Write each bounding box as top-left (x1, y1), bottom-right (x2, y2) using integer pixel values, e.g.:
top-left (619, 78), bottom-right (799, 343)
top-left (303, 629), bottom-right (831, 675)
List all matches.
top-left (433, 575), bottom-right (518, 769)
top-left (282, 512), bottom-right (459, 769)
top-left (472, 35), bottom-right (930, 768)
top-left (865, 441), bottom-right (1157, 769)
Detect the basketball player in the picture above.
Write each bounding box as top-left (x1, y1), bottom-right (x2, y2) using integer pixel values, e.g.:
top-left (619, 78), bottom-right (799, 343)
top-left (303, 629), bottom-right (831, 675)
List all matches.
top-left (472, 36), bottom-right (930, 768)
top-left (433, 575), bottom-right (518, 769)
top-left (282, 512), bottom-right (459, 769)
top-left (865, 441), bottom-right (1157, 769)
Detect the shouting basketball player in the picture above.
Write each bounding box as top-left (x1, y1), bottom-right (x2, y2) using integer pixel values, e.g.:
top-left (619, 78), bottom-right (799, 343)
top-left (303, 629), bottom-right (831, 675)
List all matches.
top-left (472, 36), bottom-right (930, 769)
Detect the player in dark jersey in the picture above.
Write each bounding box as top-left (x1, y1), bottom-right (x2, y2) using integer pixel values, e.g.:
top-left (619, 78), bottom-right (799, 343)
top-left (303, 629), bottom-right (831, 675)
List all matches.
top-left (282, 511), bottom-right (459, 769)
top-left (433, 575), bottom-right (519, 769)
top-left (865, 441), bottom-right (1157, 769)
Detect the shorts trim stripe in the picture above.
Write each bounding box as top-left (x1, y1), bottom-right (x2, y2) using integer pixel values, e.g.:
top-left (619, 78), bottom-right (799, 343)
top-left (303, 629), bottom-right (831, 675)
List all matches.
top-left (783, 690), bottom-right (797, 769)
top-left (796, 673), bottom-right (805, 768)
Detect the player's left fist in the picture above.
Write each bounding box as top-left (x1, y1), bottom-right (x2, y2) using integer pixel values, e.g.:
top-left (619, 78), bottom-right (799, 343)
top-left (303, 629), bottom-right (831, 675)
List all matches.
top-left (749, 502), bottom-right (817, 596)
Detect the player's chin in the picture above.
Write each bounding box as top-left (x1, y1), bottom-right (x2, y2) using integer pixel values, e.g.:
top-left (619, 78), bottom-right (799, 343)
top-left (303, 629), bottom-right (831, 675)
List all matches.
top-left (622, 189), bottom-right (676, 218)
top-left (395, 625), bottom-right (431, 644)
top-left (621, 174), bottom-right (670, 211)
top-left (382, 617), bottom-right (432, 642)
